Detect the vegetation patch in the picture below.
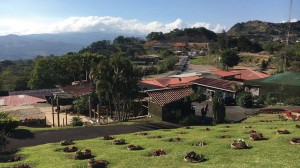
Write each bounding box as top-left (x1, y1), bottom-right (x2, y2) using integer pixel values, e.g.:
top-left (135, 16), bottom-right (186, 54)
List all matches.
top-left (250, 132), bottom-right (267, 141)
top-left (60, 140), bottom-right (74, 146)
top-left (13, 164), bottom-right (31, 168)
top-left (102, 135), bottom-right (114, 140)
top-left (88, 158), bottom-right (108, 168)
top-left (277, 129), bottom-right (290, 134)
top-left (192, 141), bottom-right (206, 146)
top-left (184, 151), bottom-right (206, 163)
top-left (63, 146), bottom-right (78, 153)
top-left (231, 139), bottom-right (250, 149)
top-left (74, 149), bottom-right (93, 160)
top-left (290, 138), bottom-right (300, 145)
top-left (168, 137), bottom-right (181, 142)
top-left (151, 149), bottom-right (166, 156)
top-left (113, 139), bottom-right (126, 145)
top-left (127, 144), bottom-right (143, 151)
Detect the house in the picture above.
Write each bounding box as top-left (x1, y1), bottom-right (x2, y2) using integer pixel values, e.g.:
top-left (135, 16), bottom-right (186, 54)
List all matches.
top-left (244, 72), bottom-right (300, 99)
top-left (140, 76), bottom-right (201, 90)
top-left (146, 87), bottom-right (194, 122)
top-left (231, 69), bottom-right (269, 81)
top-left (192, 77), bottom-right (243, 100)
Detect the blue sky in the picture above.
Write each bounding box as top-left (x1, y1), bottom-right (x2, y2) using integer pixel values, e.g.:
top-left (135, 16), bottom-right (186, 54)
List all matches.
top-left (0, 0), bottom-right (299, 35)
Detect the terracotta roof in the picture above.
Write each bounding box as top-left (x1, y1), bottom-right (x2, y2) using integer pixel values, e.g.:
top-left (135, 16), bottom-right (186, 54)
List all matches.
top-left (210, 70), bottom-right (239, 77)
top-left (61, 82), bottom-right (92, 97)
top-left (231, 69), bottom-right (269, 81)
top-left (147, 87), bottom-right (193, 106)
top-left (0, 95), bottom-right (46, 106)
top-left (140, 76), bottom-right (200, 89)
top-left (173, 43), bottom-right (187, 47)
top-left (192, 77), bottom-right (242, 92)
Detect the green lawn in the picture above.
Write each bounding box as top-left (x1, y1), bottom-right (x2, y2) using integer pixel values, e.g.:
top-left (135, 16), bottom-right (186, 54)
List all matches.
top-left (190, 56), bottom-right (215, 65)
top-left (2, 114), bottom-right (300, 168)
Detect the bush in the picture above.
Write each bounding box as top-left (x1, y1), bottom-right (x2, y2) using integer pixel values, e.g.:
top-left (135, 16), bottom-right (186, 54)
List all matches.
top-left (179, 115), bottom-right (202, 126)
top-left (253, 95), bottom-right (266, 107)
top-left (284, 97), bottom-right (300, 106)
top-left (0, 112), bottom-right (20, 133)
top-left (236, 92), bottom-right (253, 108)
top-left (71, 117), bottom-right (83, 126)
top-left (265, 92), bottom-right (278, 105)
top-left (0, 132), bottom-right (9, 151)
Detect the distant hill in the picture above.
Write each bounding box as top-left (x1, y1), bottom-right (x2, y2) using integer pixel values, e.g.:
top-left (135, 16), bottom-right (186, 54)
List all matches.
top-left (0, 32), bottom-right (145, 60)
top-left (227, 20), bottom-right (300, 42)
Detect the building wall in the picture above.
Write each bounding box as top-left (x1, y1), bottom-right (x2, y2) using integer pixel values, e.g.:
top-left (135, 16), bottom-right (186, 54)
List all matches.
top-left (149, 102), bottom-right (163, 120)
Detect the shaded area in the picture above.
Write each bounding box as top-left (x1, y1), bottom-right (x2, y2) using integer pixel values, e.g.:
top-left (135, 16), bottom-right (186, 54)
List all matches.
top-left (11, 129), bottom-right (35, 140)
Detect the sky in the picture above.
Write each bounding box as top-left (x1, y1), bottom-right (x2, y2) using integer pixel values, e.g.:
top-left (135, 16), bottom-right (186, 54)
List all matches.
top-left (0, 0), bottom-right (299, 36)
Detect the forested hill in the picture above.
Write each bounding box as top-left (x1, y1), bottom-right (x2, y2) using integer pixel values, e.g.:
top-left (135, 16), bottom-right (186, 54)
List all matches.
top-left (227, 20), bottom-right (300, 42)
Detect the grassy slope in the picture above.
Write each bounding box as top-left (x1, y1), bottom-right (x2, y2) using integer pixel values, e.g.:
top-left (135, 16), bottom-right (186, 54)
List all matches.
top-left (2, 114), bottom-right (300, 168)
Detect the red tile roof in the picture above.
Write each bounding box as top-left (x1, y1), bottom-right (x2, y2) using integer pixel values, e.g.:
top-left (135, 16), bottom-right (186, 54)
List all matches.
top-left (0, 95), bottom-right (46, 106)
top-left (210, 70), bottom-right (239, 77)
top-left (140, 76), bottom-right (200, 89)
top-left (147, 87), bottom-right (193, 106)
top-left (231, 69), bottom-right (269, 81)
top-left (192, 77), bottom-right (243, 92)
top-left (62, 82), bottom-right (92, 97)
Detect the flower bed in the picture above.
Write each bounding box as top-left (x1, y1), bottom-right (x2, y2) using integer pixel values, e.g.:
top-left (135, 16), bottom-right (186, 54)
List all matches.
top-left (127, 144), bottom-right (143, 150)
top-left (102, 135), bottom-right (114, 140)
top-left (168, 137), bottom-right (181, 142)
top-left (192, 141), bottom-right (206, 146)
top-left (277, 129), bottom-right (290, 134)
top-left (74, 149), bottom-right (92, 160)
top-left (113, 139), bottom-right (126, 145)
top-left (88, 158), bottom-right (108, 168)
top-left (152, 149), bottom-right (166, 156)
top-left (63, 146), bottom-right (78, 153)
top-left (250, 133), bottom-right (266, 141)
top-left (290, 138), bottom-right (300, 145)
top-left (257, 108), bottom-right (286, 114)
top-left (60, 140), bottom-right (74, 146)
top-left (184, 151), bottom-right (206, 163)
top-left (231, 139), bottom-right (250, 149)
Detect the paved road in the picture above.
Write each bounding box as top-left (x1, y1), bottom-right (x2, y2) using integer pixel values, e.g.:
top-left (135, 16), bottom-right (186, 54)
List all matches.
top-left (7, 122), bottom-right (180, 150)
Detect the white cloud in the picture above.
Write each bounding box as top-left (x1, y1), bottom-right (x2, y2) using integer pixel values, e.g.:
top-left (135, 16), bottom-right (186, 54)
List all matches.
top-left (280, 18), bottom-right (298, 23)
top-left (0, 16), bottom-right (226, 36)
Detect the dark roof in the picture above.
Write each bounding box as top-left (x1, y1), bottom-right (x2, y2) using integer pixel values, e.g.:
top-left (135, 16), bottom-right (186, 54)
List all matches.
top-left (147, 87), bottom-right (193, 106)
top-left (192, 77), bottom-right (243, 92)
top-left (61, 82), bottom-right (92, 97)
top-left (245, 72), bottom-right (300, 87)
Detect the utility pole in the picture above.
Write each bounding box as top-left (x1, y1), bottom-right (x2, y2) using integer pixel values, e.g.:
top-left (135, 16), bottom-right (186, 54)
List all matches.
top-left (284, 0), bottom-right (293, 71)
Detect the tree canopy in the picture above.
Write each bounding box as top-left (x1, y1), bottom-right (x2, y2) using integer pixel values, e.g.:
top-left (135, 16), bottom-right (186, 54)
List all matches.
top-left (220, 49), bottom-right (240, 70)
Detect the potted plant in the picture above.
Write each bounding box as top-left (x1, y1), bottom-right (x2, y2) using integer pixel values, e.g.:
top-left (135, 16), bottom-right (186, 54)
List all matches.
top-left (290, 137), bottom-right (300, 145)
top-left (88, 158), bottom-right (108, 168)
top-left (231, 139), bottom-right (250, 149)
top-left (184, 151), bottom-right (206, 162)
top-left (127, 144), bottom-right (143, 150)
top-left (152, 149), bottom-right (166, 156)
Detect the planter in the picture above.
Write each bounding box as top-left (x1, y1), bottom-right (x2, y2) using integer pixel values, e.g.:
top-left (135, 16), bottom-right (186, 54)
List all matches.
top-left (231, 139), bottom-right (250, 149)
top-left (74, 149), bottom-right (92, 160)
top-left (63, 146), bottom-right (78, 153)
top-left (102, 135), bottom-right (114, 140)
top-left (113, 139), bottom-right (126, 145)
top-left (277, 130), bottom-right (290, 134)
top-left (60, 140), bottom-right (74, 146)
top-left (184, 151), bottom-right (206, 163)
top-left (127, 144), bottom-right (143, 150)
top-left (250, 133), bottom-right (266, 141)
top-left (290, 138), bottom-right (300, 145)
top-left (88, 158), bottom-right (108, 168)
top-left (152, 149), bottom-right (166, 156)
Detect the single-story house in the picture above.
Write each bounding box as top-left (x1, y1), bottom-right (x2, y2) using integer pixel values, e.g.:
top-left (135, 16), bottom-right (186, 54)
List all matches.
top-left (146, 87), bottom-right (194, 122)
top-left (244, 71), bottom-right (300, 99)
top-left (192, 77), bottom-right (243, 100)
top-left (231, 69), bottom-right (269, 81)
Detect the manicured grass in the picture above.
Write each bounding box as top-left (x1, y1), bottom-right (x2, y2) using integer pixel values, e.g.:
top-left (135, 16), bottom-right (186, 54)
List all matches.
top-left (190, 56), bottom-right (215, 65)
top-left (2, 114), bottom-right (300, 168)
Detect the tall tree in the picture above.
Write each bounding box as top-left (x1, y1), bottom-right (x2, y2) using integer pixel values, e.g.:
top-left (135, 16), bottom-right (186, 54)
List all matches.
top-left (220, 49), bottom-right (240, 70)
top-left (212, 91), bottom-right (226, 124)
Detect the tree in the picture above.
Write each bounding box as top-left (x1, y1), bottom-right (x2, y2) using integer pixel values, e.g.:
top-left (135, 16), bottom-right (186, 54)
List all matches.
top-left (14, 77), bottom-right (30, 91)
top-left (73, 96), bottom-right (89, 115)
top-left (220, 49), bottom-right (240, 70)
top-left (212, 91), bottom-right (226, 123)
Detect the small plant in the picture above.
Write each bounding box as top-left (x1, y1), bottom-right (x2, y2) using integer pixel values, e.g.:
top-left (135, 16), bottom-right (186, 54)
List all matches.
top-left (152, 149), bottom-right (166, 156)
top-left (290, 138), bottom-right (300, 145)
top-left (63, 146), bottom-right (78, 152)
top-left (71, 117), bottom-right (83, 126)
top-left (88, 158), bottom-right (108, 168)
top-left (113, 139), bottom-right (126, 145)
top-left (192, 141), bottom-right (206, 146)
top-left (102, 135), bottom-right (114, 140)
top-left (127, 144), bottom-right (143, 150)
top-left (75, 149), bottom-right (92, 160)
top-left (168, 137), bottom-right (181, 142)
top-left (277, 130), bottom-right (290, 134)
top-left (60, 140), bottom-right (74, 146)
top-left (231, 139), bottom-right (250, 149)
top-left (184, 151), bottom-right (206, 162)
top-left (250, 133), bottom-right (266, 141)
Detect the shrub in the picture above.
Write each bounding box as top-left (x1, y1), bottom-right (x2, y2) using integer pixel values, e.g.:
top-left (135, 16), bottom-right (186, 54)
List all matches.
top-left (284, 97), bottom-right (300, 106)
top-left (265, 92), bottom-right (278, 105)
top-left (236, 92), bottom-right (253, 108)
top-left (0, 112), bottom-right (20, 133)
top-left (179, 115), bottom-right (202, 126)
top-left (0, 132), bottom-right (9, 151)
top-left (253, 95), bottom-right (266, 107)
top-left (71, 117), bottom-right (83, 126)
